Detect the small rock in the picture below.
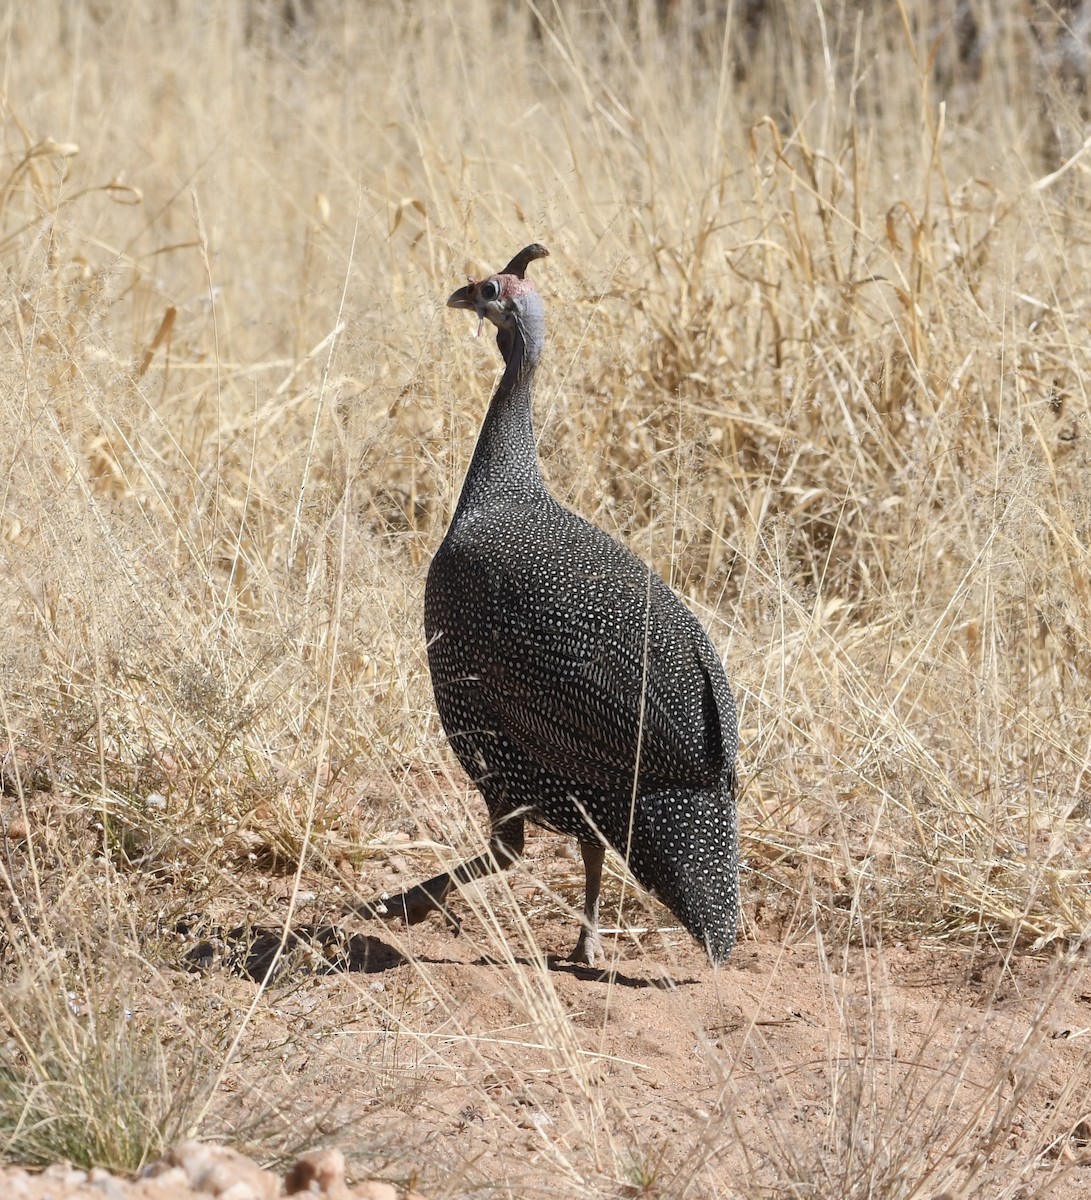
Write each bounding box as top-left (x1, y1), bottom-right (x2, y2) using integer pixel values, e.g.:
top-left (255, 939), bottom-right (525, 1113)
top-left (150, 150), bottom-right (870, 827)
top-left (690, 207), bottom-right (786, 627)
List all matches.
top-left (285, 1148), bottom-right (347, 1197)
top-left (144, 1165), bottom-right (189, 1189)
top-left (44, 1162), bottom-right (86, 1180)
top-left (3, 817), bottom-right (28, 840)
top-left (150, 1141), bottom-right (278, 1200)
top-left (222, 1185), bottom-right (261, 1200)
top-left (43, 1163), bottom-right (89, 1186)
top-left (90, 1166), bottom-right (128, 1200)
top-left (517, 1110), bottom-right (553, 1131)
top-left (352, 1184), bottom-right (397, 1200)
top-left (0, 1168), bottom-right (32, 1197)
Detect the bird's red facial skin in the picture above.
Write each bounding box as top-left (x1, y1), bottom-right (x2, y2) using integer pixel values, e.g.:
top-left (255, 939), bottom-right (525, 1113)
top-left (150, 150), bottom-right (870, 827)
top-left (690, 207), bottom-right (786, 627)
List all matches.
top-left (493, 274), bottom-right (536, 300)
top-left (463, 273), bottom-right (536, 302)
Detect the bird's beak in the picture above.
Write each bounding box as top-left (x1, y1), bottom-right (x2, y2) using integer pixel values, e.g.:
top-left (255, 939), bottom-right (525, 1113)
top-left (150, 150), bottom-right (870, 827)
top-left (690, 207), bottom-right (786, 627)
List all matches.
top-left (447, 283), bottom-right (476, 310)
top-left (448, 281), bottom-right (486, 337)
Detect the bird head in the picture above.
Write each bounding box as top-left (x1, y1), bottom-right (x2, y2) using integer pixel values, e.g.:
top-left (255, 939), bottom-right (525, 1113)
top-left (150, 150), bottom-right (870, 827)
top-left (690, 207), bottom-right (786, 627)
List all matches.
top-left (447, 244), bottom-right (549, 366)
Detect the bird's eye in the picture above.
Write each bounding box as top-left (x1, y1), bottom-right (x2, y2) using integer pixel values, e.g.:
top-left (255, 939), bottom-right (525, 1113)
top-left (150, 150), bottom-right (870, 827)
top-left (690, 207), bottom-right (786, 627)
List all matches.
top-left (479, 279), bottom-right (501, 302)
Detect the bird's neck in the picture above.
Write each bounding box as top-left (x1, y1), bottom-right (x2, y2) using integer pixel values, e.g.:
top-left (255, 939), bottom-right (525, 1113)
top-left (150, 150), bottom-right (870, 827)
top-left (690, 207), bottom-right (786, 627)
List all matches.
top-left (452, 336), bottom-right (546, 517)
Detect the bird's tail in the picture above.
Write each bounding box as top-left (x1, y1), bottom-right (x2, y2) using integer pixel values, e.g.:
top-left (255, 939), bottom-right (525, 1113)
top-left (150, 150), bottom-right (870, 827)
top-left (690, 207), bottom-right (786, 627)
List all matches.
top-left (619, 783), bottom-right (739, 963)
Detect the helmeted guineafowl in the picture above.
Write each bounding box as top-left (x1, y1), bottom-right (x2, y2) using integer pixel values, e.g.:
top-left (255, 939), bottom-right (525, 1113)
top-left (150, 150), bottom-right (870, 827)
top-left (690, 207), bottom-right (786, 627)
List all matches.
top-left (364, 245), bottom-right (740, 967)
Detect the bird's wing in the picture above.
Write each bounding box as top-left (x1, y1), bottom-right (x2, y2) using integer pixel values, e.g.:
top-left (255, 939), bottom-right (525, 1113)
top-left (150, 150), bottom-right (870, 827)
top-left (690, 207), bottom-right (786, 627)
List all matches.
top-left (433, 520), bottom-right (729, 791)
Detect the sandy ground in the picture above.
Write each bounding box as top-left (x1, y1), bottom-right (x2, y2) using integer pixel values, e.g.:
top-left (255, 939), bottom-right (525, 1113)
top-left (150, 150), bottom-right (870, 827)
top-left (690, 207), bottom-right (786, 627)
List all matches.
top-left (324, 918), bottom-right (1091, 1197)
top-left (5, 829), bottom-right (1091, 1200)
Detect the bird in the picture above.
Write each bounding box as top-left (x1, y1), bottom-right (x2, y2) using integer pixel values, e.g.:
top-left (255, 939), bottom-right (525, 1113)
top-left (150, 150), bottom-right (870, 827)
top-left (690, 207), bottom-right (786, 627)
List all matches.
top-left (361, 244), bottom-right (740, 967)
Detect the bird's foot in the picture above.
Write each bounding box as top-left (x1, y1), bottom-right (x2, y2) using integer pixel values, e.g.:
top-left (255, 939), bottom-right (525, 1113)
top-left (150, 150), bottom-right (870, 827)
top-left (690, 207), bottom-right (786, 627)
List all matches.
top-left (349, 885), bottom-right (461, 936)
top-left (569, 929), bottom-right (605, 969)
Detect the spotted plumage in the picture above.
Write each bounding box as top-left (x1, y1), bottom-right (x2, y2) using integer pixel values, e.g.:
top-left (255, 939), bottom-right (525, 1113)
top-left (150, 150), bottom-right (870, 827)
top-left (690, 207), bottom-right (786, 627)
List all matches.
top-left (362, 244), bottom-right (739, 966)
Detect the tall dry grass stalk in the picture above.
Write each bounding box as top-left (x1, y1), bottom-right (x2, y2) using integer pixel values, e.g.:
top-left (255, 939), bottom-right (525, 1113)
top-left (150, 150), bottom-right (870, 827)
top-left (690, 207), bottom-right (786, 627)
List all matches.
top-left (1, 1), bottom-right (1089, 1194)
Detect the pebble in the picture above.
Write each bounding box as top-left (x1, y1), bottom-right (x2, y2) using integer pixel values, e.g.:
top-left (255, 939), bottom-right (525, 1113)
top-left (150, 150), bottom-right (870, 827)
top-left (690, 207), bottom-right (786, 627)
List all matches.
top-left (90, 1167), bottom-right (127, 1200)
top-left (353, 1185), bottom-right (397, 1200)
top-left (284, 1148), bottom-right (346, 1197)
top-left (147, 1141), bottom-right (279, 1200)
top-left (3, 1167), bottom-right (31, 1197)
top-left (0, 1146), bottom-right (428, 1200)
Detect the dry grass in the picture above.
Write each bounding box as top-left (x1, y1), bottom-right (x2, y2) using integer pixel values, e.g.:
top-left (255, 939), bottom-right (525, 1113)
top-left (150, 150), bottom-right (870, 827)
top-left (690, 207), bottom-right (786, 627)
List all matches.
top-left (1, 0), bottom-right (1090, 1195)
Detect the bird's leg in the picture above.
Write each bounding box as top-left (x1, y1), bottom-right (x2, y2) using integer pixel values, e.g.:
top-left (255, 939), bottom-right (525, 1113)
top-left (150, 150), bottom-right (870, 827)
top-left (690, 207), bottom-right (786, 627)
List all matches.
top-left (569, 840), bottom-right (605, 968)
top-left (453, 812), bottom-right (525, 884)
top-left (352, 816), bottom-right (525, 936)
